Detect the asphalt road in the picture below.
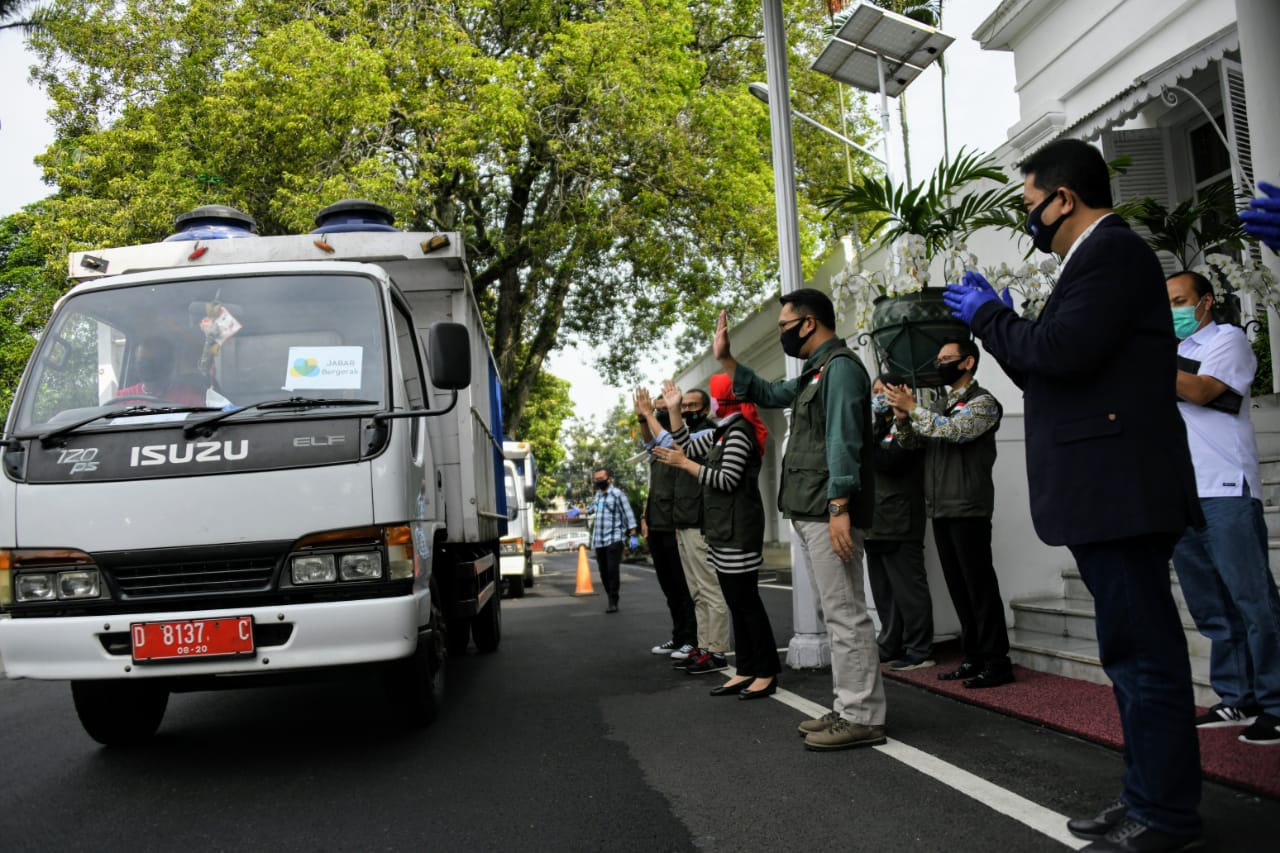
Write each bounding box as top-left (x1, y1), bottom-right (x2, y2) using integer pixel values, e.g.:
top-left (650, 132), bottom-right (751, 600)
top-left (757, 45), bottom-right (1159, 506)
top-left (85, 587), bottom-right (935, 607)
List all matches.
top-left (1, 552), bottom-right (1277, 852)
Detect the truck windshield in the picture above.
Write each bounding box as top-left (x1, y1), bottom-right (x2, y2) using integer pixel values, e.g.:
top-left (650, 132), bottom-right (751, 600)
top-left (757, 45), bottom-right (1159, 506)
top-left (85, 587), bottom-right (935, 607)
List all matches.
top-left (11, 273), bottom-right (388, 434)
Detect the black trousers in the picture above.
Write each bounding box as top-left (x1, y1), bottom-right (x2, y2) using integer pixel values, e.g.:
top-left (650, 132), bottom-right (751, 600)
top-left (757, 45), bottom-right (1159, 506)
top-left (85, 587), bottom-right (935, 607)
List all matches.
top-left (1071, 534), bottom-right (1200, 836)
top-left (594, 542), bottom-right (623, 599)
top-left (932, 517), bottom-right (1009, 665)
top-left (648, 529), bottom-right (697, 646)
top-left (867, 539), bottom-right (934, 659)
top-left (716, 570), bottom-right (781, 678)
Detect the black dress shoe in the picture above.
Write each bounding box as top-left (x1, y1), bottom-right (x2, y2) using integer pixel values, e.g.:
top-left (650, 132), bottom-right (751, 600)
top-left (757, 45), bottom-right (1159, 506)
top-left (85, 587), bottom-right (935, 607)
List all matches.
top-left (1081, 818), bottom-right (1203, 852)
top-left (938, 661), bottom-right (979, 681)
top-left (709, 679), bottom-right (752, 697)
top-left (963, 665), bottom-right (1015, 689)
top-left (738, 678), bottom-right (778, 701)
top-left (1068, 798), bottom-right (1128, 841)
top-left (606, 597), bottom-right (618, 613)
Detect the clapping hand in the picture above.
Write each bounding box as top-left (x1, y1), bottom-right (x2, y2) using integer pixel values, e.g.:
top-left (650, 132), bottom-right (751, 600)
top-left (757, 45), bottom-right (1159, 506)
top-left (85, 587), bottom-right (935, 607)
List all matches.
top-left (653, 443), bottom-right (696, 475)
top-left (1240, 181), bottom-right (1280, 251)
top-left (884, 384), bottom-right (916, 418)
top-left (943, 271), bottom-right (1011, 325)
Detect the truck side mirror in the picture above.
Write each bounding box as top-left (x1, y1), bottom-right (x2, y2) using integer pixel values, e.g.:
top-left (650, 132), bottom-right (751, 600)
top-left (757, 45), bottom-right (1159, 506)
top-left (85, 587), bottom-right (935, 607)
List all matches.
top-left (525, 484), bottom-right (536, 502)
top-left (427, 322), bottom-right (471, 390)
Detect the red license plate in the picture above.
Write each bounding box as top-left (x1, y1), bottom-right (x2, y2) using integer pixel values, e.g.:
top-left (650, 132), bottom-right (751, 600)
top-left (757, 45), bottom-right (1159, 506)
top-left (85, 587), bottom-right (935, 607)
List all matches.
top-left (130, 616), bottom-right (255, 662)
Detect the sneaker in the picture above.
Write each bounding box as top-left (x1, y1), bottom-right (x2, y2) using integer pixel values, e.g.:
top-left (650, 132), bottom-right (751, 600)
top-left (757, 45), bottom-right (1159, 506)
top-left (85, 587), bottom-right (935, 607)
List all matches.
top-left (1082, 817), bottom-right (1202, 852)
top-left (803, 718), bottom-right (886, 751)
top-left (672, 648), bottom-right (704, 669)
top-left (1238, 712), bottom-right (1280, 746)
top-left (797, 710), bottom-right (841, 737)
top-left (1195, 702), bottom-right (1257, 728)
top-left (650, 639), bottom-right (677, 655)
top-left (669, 643), bottom-right (696, 661)
top-left (685, 651), bottom-right (729, 675)
top-left (890, 654), bottom-right (936, 671)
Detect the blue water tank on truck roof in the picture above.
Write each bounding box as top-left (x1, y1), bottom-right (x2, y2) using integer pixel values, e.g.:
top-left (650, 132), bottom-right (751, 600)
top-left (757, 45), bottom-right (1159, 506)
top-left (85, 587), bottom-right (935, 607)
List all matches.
top-left (312, 199), bottom-right (400, 233)
top-left (162, 205), bottom-right (259, 241)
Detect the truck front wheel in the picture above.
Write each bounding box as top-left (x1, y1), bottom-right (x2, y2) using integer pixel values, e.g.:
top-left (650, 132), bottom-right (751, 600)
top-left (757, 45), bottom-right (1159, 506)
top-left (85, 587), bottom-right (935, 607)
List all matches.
top-left (389, 624), bottom-right (445, 727)
top-left (71, 681), bottom-right (168, 746)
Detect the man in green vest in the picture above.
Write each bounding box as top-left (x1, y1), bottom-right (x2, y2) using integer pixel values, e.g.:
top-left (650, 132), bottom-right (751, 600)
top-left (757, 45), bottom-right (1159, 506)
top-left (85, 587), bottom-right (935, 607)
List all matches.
top-left (887, 337), bottom-right (1013, 689)
top-left (716, 287), bottom-right (887, 751)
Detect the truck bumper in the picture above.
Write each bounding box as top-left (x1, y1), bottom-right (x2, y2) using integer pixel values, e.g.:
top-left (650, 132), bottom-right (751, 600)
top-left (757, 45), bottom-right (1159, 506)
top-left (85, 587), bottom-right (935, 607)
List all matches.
top-left (499, 553), bottom-right (525, 577)
top-left (0, 595), bottom-right (421, 681)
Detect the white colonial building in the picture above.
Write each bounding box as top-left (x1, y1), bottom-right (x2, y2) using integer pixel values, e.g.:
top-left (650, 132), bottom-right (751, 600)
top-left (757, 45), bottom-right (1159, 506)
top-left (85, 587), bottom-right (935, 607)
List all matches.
top-left (676, 0), bottom-right (1280, 701)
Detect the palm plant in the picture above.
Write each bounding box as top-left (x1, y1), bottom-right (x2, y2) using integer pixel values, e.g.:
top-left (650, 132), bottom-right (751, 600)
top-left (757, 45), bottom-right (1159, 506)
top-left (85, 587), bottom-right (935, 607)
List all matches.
top-left (1113, 182), bottom-right (1248, 268)
top-left (817, 147), bottom-right (1019, 268)
top-left (0, 0), bottom-right (46, 33)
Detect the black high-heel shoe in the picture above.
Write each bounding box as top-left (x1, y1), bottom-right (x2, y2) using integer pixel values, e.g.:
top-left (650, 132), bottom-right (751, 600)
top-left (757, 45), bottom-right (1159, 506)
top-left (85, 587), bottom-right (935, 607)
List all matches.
top-left (709, 679), bottom-right (753, 697)
top-left (738, 677), bottom-right (778, 701)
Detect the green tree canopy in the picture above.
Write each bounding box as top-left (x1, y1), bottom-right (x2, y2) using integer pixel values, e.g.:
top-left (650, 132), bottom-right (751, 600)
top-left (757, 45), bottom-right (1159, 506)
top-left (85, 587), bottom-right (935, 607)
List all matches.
top-left (17, 0), bottom-right (878, 434)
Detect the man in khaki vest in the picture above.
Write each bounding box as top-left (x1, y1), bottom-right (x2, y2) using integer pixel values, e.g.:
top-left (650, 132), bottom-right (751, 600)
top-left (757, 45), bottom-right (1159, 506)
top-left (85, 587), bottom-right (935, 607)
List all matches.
top-left (716, 288), bottom-right (886, 750)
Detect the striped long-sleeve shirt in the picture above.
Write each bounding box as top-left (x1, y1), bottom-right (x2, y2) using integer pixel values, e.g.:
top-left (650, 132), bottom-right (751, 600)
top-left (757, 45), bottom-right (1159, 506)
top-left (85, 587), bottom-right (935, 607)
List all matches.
top-left (671, 421), bottom-right (763, 573)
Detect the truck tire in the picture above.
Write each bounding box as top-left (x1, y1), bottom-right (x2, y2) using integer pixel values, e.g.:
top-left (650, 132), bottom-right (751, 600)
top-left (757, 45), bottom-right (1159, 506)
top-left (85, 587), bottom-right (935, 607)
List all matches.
top-left (523, 554), bottom-right (535, 589)
top-left (71, 680), bottom-right (168, 746)
top-left (388, 624), bottom-right (445, 727)
top-left (506, 575), bottom-right (525, 599)
top-left (446, 617), bottom-right (471, 656)
top-left (471, 587), bottom-right (502, 653)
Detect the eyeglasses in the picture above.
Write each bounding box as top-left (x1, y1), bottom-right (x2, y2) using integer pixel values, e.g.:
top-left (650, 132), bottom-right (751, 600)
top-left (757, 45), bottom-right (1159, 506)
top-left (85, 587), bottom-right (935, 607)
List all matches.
top-left (934, 356), bottom-right (964, 368)
top-left (777, 317), bottom-right (807, 332)
top-left (679, 403), bottom-right (702, 412)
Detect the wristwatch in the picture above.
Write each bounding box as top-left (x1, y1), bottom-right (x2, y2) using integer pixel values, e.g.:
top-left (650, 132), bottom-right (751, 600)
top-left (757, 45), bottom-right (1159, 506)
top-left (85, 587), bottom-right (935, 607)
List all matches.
top-left (828, 502), bottom-right (848, 517)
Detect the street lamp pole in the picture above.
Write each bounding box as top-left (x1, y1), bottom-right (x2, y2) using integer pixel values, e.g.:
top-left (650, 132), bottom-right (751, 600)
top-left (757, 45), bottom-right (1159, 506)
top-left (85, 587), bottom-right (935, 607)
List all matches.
top-left (761, 0), bottom-right (830, 670)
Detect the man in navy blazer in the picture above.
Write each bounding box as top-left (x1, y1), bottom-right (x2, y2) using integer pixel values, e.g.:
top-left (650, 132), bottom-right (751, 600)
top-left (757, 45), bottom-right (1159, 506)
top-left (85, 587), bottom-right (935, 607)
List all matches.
top-left (945, 139), bottom-right (1204, 853)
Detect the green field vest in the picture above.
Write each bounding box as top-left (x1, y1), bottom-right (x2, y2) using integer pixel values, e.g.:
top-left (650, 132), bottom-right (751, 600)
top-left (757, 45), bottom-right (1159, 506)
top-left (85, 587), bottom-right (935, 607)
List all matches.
top-left (778, 343), bottom-right (875, 527)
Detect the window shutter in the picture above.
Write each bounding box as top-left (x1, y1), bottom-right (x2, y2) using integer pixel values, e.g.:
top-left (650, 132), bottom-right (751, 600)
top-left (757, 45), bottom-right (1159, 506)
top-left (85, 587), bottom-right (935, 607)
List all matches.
top-left (1102, 128), bottom-right (1177, 274)
top-left (1221, 58), bottom-right (1261, 266)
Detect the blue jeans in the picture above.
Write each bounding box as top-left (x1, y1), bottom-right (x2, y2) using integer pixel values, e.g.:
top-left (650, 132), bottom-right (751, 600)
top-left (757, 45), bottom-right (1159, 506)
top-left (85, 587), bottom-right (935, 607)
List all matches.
top-left (1071, 534), bottom-right (1201, 836)
top-left (1172, 494), bottom-right (1280, 714)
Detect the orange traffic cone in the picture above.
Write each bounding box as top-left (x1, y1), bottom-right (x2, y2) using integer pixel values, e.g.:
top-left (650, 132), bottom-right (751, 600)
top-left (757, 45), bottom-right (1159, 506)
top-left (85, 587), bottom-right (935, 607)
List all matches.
top-left (573, 544), bottom-right (597, 596)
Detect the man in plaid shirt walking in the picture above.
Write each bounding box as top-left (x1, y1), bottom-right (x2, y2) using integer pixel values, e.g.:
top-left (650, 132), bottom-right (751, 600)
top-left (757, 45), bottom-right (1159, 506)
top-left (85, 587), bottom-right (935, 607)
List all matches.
top-left (591, 467), bottom-right (639, 613)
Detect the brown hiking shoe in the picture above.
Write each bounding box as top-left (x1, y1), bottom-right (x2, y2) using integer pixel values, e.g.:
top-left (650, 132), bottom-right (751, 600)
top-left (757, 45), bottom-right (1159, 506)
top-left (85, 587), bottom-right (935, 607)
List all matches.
top-left (797, 710), bottom-right (841, 737)
top-left (803, 718), bottom-right (886, 751)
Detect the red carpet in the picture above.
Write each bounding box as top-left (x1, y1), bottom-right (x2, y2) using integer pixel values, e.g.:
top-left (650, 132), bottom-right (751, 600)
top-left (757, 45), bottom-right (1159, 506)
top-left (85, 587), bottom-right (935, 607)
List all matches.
top-left (883, 644), bottom-right (1280, 800)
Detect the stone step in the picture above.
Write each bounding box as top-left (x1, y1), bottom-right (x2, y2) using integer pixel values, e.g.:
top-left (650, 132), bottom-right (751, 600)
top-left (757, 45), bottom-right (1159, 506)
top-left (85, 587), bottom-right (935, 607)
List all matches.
top-left (1255, 431), bottom-right (1280, 459)
top-left (1011, 596), bottom-right (1211, 659)
top-left (1008, 627), bottom-right (1216, 708)
top-left (1267, 505), bottom-right (1280, 538)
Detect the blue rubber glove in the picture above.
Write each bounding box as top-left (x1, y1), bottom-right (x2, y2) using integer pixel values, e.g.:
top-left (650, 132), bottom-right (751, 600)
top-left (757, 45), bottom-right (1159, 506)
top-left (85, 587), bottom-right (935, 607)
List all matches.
top-left (999, 286), bottom-right (1014, 309)
top-left (629, 535), bottom-right (640, 550)
top-left (942, 271), bottom-right (1002, 325)
top-left (1240, 181), bottom-right (1280, 251)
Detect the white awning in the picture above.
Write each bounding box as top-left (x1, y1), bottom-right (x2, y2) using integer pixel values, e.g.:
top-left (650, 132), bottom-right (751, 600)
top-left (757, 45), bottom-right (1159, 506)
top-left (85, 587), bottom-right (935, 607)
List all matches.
top-left (1047, 25), bottom-right (1238, 147)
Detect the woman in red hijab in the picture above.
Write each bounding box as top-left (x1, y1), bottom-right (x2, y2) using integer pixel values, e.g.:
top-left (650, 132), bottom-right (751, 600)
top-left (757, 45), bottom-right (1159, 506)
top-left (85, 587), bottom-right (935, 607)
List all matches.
top-left (654, 375), bottom-right (781, 699)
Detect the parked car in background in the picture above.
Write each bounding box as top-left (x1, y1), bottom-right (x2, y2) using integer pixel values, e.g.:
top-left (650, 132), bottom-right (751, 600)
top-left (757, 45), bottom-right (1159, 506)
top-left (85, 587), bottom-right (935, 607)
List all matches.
top-left (542, 531), bottom-right (590, 553)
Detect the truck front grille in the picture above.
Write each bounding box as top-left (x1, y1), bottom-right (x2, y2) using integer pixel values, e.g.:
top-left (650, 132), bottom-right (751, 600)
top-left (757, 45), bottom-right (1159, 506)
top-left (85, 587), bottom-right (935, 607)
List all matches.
top-left (96, 543), bottom-right (287, 599)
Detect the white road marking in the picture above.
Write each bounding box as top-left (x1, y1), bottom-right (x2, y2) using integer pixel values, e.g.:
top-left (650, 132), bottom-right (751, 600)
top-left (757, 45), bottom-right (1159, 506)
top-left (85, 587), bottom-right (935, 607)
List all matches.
top-left (764, 677), bottom-right (1088, 850)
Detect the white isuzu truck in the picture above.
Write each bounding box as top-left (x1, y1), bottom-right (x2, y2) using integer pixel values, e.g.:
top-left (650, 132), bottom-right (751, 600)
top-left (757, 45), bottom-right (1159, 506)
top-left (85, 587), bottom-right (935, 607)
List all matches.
top-left (0, 201), bottom-right (507, 744)
top-left (499, 440), bottom-right (538, 598)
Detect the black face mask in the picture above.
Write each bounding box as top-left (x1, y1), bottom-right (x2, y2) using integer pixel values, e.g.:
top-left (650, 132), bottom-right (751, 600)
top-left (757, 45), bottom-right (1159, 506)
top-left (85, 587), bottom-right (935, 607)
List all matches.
top-left (655, 410), bottom-right (671, 430)
top-left (937, 358), bottom-right (968, 387)
top-left (780, 318), bottom-right (814, 358)
top-left (1026, 190), bottom-right (1068, 254)
top-left (684, 411), bottom-right (707, 430)
top-left (594, 479), bottom-right (609, 492)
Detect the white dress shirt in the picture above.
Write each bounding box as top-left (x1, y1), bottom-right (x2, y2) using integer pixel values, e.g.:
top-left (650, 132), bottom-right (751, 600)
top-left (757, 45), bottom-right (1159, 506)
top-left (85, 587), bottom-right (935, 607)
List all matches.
top-left (1177, 321), bottom-right (1260, 498)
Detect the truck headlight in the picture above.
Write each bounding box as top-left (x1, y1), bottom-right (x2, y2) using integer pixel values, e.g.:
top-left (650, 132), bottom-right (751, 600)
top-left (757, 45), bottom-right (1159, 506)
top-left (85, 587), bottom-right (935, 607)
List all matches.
top-left (499, 539), bottom-right (523, 555)
top-left (15, 572), bottom-right (56, 602)
top-left (339, 552), bottom-right (382, 581)
top-left (57, 570), bottom-right (101, 600)
top-left (291, 554), bottom-right (337, 584)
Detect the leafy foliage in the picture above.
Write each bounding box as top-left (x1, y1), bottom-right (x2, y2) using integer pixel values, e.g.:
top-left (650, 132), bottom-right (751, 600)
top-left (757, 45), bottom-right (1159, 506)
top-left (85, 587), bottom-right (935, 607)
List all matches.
top-left (553, 400), bottom-right (647, 511)
top-left (515, 369), bottom-right (573, 508)
top-left (817, 147), bottom-right (1019, 262)
top-left (1113, 182), bottom-right (1250, 268)
top-left (0, 206), bottom-right (64, 420)
top-left (8, 0), bottom-right (878, 437)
